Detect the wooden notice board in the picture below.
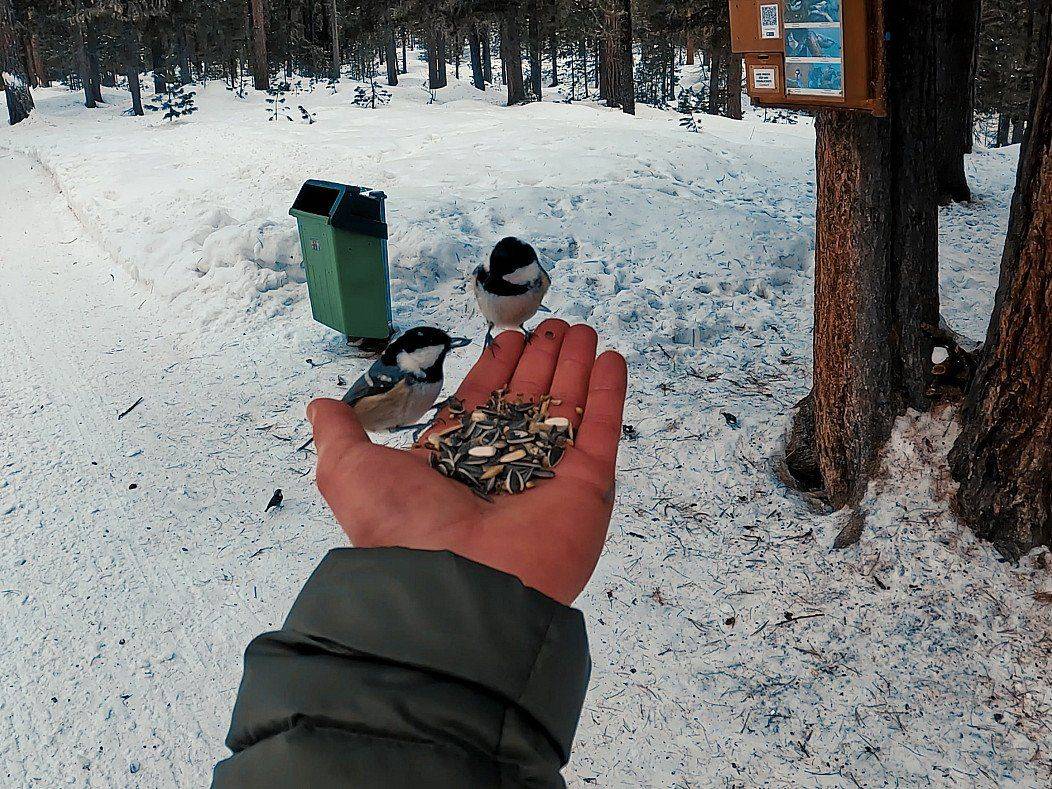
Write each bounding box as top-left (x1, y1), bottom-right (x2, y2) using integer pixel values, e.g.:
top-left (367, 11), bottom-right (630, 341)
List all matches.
top-left (729, 0), bottom-right (886, 116)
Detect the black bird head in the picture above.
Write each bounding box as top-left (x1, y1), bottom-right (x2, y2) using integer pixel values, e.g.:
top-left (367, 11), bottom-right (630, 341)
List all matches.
top-left (382, 327), bottom-right (470, 377)
top-left (487, 237), bottom-right (539, 279)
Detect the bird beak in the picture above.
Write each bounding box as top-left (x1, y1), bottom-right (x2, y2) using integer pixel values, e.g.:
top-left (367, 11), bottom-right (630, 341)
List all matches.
top-left (449, 336), bottom-right (472, 349)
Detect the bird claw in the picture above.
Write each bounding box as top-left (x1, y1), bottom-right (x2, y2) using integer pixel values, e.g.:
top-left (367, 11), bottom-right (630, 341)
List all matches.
top-left (483, 327), bottom-right (500, 356)
top-left (520, 325), bottom-right (534, 344)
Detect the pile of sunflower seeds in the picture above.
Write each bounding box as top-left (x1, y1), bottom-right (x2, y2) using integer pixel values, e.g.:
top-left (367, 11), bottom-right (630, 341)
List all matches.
top-left (424, 389), bottom-right (574, 501)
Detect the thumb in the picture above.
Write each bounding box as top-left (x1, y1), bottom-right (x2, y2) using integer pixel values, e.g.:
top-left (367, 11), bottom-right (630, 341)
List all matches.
top-left (307, 398), bottom-right (371, 466)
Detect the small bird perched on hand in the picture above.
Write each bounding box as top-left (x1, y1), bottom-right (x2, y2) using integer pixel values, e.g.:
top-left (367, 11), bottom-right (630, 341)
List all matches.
top-left (472, 237), bottom-right (551, 348)
top-left (341, 326), bottom-right (470, 432)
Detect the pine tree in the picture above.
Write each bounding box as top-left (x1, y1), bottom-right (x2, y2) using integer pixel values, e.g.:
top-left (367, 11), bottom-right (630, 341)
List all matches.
top-left (146, 83), bottom-right (197, 121)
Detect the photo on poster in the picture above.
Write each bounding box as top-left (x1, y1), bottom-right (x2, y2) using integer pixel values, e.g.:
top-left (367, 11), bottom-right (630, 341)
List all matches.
top-left (785, 0), bottom-right (842, 23)
top-left (784, 27), bottom-right (843, 59)
top-left (785, 61), bottom-right (844, 95)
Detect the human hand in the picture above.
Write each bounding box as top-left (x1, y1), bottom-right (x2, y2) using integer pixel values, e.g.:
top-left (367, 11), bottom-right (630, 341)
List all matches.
top-left (307, 319), bottom-right (628, 605)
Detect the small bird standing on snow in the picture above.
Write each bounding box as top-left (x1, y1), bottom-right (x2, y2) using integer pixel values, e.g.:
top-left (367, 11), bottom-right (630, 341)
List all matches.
top-left (341, 326), bottom-right (470, 432)
top-left (471, 237), bottom-right (551, 348)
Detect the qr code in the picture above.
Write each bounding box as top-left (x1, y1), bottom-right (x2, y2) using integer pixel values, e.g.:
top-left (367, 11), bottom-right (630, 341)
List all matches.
top-left (760, 4), bottom-right (780, 37)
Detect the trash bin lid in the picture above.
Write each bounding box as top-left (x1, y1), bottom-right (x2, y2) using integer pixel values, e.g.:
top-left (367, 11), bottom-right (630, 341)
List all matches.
top-left (290, 179), bottom-right (388, 239)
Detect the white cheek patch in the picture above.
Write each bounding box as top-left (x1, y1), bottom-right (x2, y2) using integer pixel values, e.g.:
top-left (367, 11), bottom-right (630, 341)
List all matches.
top-left (397, 344), bottom-right (444, 374)
top-left (504, 261), bottom-right (540, 286)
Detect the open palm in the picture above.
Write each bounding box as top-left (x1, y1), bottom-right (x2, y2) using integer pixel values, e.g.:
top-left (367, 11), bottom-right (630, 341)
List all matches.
top-left (308, 319), bottom-right (628, 605)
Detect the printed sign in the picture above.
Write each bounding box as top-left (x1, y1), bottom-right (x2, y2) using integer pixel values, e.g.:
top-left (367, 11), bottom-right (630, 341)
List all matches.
top-left (784, 0), bottom-right (844, 97)
top-left (785, 62), bottom-right (844, 95)
top-left (759, 4), bottom-right (780, 39)
top-left (752, 67), bottom-right (778, 91)
top-left (785, 0), bottom-right (841, 23)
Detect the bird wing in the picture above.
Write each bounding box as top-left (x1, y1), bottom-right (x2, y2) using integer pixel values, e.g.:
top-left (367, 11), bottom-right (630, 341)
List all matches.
top-left (341, 359), bottom-right (408, 406)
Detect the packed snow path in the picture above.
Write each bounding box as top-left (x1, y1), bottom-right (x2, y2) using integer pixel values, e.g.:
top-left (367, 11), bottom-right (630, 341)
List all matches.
top-left (0, 153), bottom-right (335, 784)
top-left (2, 72), bottom-right (1050, 787)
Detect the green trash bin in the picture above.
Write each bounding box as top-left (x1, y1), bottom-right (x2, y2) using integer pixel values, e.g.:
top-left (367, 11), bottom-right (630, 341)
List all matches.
top-left (289, 179), bottom-right (393, 340)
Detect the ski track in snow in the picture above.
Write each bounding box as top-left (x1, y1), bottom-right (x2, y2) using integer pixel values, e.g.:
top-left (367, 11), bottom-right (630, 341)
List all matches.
top-left (1, 62), bottom-right (1049, 788)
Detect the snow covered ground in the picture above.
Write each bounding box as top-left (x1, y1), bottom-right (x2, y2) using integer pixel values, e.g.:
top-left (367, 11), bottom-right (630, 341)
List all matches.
top-left (2, 59), bottom-right (1049, 787)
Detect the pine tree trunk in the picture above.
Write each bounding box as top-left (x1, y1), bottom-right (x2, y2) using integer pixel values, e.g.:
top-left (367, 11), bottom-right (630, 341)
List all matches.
top-left (786, 2), bottom-right (940, 507)
top-left (73, 6), bottom-right (96, 108)
top-left (1012, 116), bottom-right (1026, 144)
top-left (427, 23), bottom-right (447, 89)
top-left (122, 19), bottom-right (144, 116)
top-left (481, 28), bottom-right (492, 83)
top-left (401, 29), bottom-right (407, 74)
top-left (528, 10), bottom-right (542, 100)
top-left (616, 0), bottom-right (634, 114)
top-left (949, 40), bottom-right (1052, 559)
top-left (1, 0), bottom-right (33, 124)
top-left (502, 4), bottom-right (526, 105)
top-left (887, 0), bottom-right (940, 409)
top-left (328, 0), bottom-right (340, 80)
top-left (468, 26), bottom-right (485, 90)
top-left (249, 0), bottom-right (269, 91)
top-left (935, 0), bottom-right (979, 204)
top-left (686, 30), bottom-right (694, 66)
top-left (386, 28), bottom-right (398, 86)
top-left (707, 49), bottom-right (722, 114)
top-left (150, 25), bottom-right (165, 93)
top-left (23, 7), bottom-right (46, 87)
top-left (86, 18), bottom-right (103, 102)
top-left (549, 33), bottom-right (558, 86)
top-left (727, 53), bottom-right (742, 119)
top-left (997, 113), bottom-right (1011, 147)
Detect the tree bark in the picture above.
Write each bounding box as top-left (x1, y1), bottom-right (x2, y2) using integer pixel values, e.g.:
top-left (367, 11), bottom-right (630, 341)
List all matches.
top-left (121, 19), bottom-right (144, 116)
top-left (402, 27), bottom-right (407, 74)
top-left (72, 5), bottom-right (96, 108)
top-left (427, 22), bottom-right (447, 89)
top-left (386, 27), bottom-right (398, 86)
top-left (935, 0), bottom-right (980, 204)
top-left (686, 30), bottom-right (694, 66)
top-left (85, 17), bottom-right (103, 102)
top-left (727, 53), bottom-right (742, 119)
top-left (1012, 116), bottom-right (1026, 144)
top-left (786, 2), bottom-right (940, 506)
top-left (997, 112), bottom-right (1011, 147)
top-left (786, 112), bottom-right (897, 504)
top-left (616, 0), bottom-right (634, 114)
top-left (468, 26), bottom-right (485, 90)
top-left (249, 0), bottom-right (269, 91)
top-left (481, 25), bottom-right (492, 83)
top-left (150, 24), bottom-right (165, 94)
top-left (707, 49), bottom-right (722, 114)
top-left (328, 0), bottom-right (340, 80)
top-left (549, 33), bottom-right (558, 86)
top-left (949, 36), bottom-right (1052, 559)
top-left (887, 0), bottom-right (940, 409)
top-left (1, 0), bottom-right (33, 124)
top-left (528, 9), bottom-right (543, 100)
top-left (502, 4), bottom-right (526, 105)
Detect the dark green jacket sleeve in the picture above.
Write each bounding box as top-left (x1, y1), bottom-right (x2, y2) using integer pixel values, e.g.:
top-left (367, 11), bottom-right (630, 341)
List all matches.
top-left (212, 548), bottom-right (591, 788)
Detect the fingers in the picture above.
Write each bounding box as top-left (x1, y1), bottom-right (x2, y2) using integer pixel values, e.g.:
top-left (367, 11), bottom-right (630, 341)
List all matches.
top-left (454, 329), bottom-right (526, 410)
top-left (573, 351), bottom-right (628, 473)
top-left (307, 398), bottom-right (370, 476)
top-left (547, 324), bottom-right (598, 428)
top-left (415, 330), bottom-right (526, 448)
top-left (507, 319), bottom-right (569, 400)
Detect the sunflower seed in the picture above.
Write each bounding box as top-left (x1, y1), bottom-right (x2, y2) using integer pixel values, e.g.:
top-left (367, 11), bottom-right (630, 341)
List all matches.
top-left (468, 446), bottom-right (497, 458)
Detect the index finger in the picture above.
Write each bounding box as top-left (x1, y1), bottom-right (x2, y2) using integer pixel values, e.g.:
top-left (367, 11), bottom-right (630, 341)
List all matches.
top-left (572, 351), bottom-right (628, 472)
top-left (414, 330), bottom-right (526, 448)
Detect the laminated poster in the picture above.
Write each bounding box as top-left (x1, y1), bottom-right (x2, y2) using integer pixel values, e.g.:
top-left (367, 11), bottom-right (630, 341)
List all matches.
top-left (784, 0), bottom-right (844, 97)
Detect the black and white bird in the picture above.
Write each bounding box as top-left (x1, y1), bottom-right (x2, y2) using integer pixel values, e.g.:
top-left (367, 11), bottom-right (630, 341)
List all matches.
top-left (471, 237), bottom-right (551, 347)
top-left (341, 327), bottom-right (470, 432)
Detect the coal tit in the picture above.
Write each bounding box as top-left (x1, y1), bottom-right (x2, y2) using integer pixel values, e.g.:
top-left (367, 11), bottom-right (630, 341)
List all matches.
top-left (471, 237), bottom-right (551, 347)
top-left (342, 326), bottom-right (470, 432)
